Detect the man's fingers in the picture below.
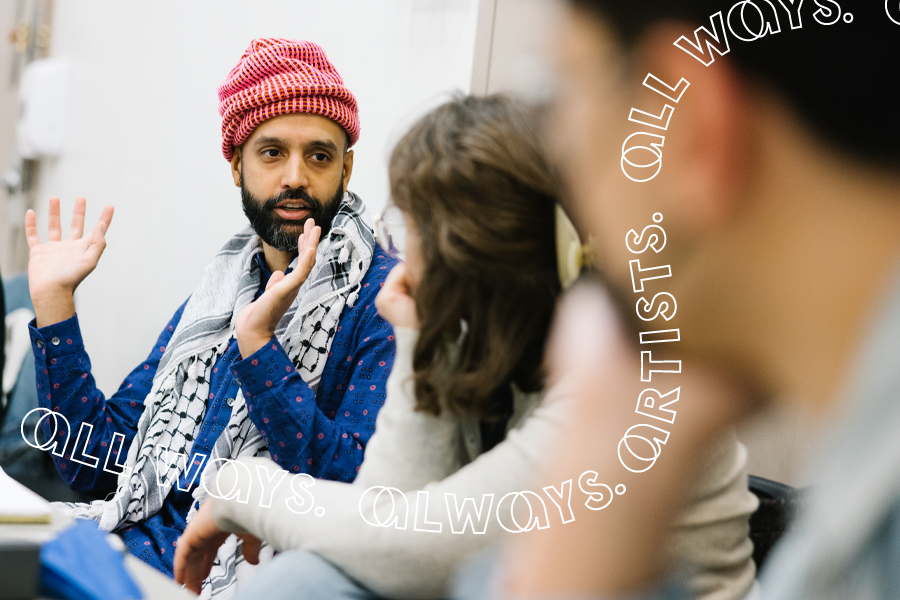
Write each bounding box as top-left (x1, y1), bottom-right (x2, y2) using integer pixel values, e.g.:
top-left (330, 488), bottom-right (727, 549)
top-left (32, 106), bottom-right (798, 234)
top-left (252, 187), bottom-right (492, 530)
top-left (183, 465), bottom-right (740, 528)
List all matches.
top-left (299, 221), bottom-right (321, 256)
top-left (265, 271), bottom-right (286, 292)
top-left (295, 247), bottom-right (317, 279)
top-left (66, 197), bottom-right (87, 240)
top-left (84, 221), bottom-right (109, 265)
top-left (25, 210), bottom-right (40, 249)
top-left (98, 204), bottom-right (114, 232)
top-left (48, 197), bottom-right (62, 241)
top-left (271, 267), bottom-right (306, 303)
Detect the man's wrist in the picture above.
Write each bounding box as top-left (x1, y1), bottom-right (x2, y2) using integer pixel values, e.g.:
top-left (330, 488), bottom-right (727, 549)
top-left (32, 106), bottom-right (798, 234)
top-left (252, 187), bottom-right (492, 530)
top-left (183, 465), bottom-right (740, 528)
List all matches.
top-left (31, 288), bottom-right (77, 329)
top-left (236, 332), bottom-right (274, 359)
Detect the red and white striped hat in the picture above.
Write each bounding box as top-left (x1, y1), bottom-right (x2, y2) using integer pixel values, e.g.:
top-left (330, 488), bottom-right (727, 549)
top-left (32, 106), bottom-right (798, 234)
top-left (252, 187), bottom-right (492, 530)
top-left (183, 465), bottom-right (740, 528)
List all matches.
top-left (218, 38), bottom-right (360, 161)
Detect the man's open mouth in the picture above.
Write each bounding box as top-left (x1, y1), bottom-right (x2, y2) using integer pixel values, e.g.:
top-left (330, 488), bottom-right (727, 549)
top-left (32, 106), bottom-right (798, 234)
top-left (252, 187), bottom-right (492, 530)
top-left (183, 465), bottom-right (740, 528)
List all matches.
top-left (273, 200), bottom-right (313, 220)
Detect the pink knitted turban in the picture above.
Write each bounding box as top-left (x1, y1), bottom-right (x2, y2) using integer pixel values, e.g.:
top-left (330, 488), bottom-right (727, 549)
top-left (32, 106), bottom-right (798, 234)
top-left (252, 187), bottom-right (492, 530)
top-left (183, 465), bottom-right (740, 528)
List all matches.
top-left (218, 38), bottom-right (360, 161)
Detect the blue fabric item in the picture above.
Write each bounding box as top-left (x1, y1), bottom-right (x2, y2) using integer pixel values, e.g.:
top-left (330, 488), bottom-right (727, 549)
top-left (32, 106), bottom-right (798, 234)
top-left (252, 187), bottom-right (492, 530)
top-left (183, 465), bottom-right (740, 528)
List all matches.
top-left (28, 245), bottom-right (398, 577)
top-left (40, 519), bottom-right (143, 600)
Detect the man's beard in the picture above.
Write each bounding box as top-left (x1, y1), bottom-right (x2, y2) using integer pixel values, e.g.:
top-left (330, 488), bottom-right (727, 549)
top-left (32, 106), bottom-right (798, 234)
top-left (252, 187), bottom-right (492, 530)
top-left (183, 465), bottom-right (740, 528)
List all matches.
top-left (241, 179), bottom-right (345, 253)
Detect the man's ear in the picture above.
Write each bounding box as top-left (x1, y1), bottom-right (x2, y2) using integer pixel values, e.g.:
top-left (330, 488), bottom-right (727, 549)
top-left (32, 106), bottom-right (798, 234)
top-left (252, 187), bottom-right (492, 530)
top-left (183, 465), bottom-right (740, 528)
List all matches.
top-left (231, 148), bottom-right (243, 187)
top-left (341, 149), bottom-right (354, 192)
top-left (632, 23), bottom-right (753, 235)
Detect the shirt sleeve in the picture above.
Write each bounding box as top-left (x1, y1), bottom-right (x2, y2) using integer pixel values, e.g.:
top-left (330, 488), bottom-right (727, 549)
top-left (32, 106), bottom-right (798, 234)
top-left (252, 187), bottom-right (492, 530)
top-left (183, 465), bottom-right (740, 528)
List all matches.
top-left (231, 311), bottom-right (396, 483)
top-left (28, 301), bottom-right (188, 493)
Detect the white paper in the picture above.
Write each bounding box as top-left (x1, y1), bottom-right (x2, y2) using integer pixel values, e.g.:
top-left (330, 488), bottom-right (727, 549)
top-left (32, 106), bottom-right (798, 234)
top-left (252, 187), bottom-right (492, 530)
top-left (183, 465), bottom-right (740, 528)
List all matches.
top-left (0, 466), bottom-right (53, 524)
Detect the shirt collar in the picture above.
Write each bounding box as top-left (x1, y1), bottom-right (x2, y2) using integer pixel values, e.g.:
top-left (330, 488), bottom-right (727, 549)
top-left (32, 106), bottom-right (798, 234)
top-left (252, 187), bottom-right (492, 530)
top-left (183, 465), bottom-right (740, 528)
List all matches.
top-left (253, 251), bottom-right (298, 298)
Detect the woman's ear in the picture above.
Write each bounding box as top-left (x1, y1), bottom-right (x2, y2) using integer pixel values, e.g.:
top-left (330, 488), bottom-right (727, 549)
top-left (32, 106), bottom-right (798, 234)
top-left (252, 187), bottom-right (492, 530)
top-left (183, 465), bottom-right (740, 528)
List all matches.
top-left (231, 148), bottom-right (243, 188)
top-left (631, 22), bottom-right (754, 236)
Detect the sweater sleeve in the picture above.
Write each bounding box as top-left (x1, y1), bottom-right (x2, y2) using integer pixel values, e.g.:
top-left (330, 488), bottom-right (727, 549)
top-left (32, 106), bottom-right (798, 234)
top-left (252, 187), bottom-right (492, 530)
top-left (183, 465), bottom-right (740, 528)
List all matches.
top-left (207, 328), bottom-right (576, 600)
top-left (668, 434), bottom-right (758, 600)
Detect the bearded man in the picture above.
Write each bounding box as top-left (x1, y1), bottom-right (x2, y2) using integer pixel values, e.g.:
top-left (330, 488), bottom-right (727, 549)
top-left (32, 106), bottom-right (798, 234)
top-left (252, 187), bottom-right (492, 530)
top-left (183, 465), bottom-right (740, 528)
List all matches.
top-left (24, 38), bottom-right (397, 597)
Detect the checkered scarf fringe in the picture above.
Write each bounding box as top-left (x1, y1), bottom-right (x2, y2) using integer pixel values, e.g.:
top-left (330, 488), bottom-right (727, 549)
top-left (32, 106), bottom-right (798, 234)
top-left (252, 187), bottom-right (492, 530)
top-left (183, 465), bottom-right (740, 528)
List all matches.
top-left (57, 192), bottom-right (374, 599)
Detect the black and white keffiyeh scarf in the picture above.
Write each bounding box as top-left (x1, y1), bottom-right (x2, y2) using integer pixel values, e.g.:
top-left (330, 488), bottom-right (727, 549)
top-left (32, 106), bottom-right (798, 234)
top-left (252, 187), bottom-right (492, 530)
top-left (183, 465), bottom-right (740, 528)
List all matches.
top-left (59, 192), bottom-right (375, 598)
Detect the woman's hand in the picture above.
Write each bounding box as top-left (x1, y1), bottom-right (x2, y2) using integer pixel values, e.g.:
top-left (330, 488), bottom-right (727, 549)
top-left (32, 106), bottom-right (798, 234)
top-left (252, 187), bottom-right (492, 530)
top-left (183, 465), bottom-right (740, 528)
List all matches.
top-left (375, 263), bottom-right (419, 329)
top-left (173, 501), bottom-right (263, 595)
top-left (26, 197), bottom-right (114, 327)
top-left (235, 220), bottom-right (321, 358)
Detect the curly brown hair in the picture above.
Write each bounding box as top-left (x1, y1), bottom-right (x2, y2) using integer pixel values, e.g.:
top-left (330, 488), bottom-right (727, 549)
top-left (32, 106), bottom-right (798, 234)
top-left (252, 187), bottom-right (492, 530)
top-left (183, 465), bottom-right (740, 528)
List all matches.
top-left (389, 94), bottom-right (562, 420)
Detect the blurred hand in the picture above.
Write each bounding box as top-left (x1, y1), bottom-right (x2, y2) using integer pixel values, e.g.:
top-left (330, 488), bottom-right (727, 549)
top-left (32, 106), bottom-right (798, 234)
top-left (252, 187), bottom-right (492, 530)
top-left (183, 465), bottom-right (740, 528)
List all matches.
top-left (26, 197), bottom-right (114, 327)
top-left (375, 263), bottom-right (419, 329)
top-left (235, 220), bottom-right (321, 358)
top-left (545, 281), bottom-right (632, 398)
top-left (507, 280), bottom-right (756, 596)
top-left (173, 501), bottom-right (262, 595)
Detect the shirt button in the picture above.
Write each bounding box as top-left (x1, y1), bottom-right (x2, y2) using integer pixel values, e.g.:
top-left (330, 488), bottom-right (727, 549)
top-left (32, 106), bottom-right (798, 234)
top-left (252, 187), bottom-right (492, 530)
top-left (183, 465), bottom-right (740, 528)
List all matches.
top-left (226, 397), bottom-right (235, 407)
top-left (36, 339), bottom-right (44, 349)
top-left (51, 336), bottom-right (60, 346)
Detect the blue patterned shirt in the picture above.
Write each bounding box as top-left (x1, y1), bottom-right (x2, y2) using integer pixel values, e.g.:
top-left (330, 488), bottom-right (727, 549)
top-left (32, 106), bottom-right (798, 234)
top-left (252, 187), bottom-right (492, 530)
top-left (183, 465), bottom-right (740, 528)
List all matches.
top-left (28, 245), bottom-right (398, 576)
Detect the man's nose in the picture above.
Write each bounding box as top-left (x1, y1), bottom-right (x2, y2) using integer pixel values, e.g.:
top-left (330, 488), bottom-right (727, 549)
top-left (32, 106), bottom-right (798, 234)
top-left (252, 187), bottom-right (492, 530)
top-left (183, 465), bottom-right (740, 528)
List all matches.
top-left (281, 154), bottom-right (309, 190)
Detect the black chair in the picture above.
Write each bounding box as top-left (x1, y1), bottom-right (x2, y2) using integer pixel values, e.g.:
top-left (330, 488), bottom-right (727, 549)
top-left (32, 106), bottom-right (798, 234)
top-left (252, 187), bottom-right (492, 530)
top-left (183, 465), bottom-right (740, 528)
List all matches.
top-left (748, 474), bottom-right (808, 570)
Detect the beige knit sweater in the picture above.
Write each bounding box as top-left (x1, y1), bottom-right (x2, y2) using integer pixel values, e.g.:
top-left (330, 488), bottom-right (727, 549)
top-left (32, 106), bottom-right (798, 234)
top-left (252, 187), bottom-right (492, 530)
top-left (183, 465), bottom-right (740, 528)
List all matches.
top-left (209, 327), bottom-right (757, 599)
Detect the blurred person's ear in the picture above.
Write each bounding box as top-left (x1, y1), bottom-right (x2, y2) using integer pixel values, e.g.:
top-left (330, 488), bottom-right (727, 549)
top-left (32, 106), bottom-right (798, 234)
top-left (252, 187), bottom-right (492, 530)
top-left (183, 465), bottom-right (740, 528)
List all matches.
top-left (231, 147), bottom-right (243, 187)
top-left (630, 24), bottom-right (753, 238)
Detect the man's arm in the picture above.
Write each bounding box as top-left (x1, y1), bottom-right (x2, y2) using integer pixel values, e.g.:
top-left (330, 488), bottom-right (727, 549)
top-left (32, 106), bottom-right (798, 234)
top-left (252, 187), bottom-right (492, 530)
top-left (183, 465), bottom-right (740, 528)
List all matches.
top-left (233, 280), bottom-right (396, 482)
top-left (28, 300), bottom-right (187, 493)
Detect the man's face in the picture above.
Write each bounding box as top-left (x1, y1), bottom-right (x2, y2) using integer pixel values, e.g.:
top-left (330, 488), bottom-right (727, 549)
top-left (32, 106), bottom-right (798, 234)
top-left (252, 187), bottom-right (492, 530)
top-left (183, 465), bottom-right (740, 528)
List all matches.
top-left (232, 113), bottom-right (354, 252)
top-left (549, 7), bottom-right (671, 293)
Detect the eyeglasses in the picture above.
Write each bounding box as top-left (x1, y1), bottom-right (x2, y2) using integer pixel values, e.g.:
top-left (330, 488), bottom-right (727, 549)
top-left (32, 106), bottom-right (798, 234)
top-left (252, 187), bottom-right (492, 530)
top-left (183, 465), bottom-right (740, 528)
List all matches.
top-left (373, 203), bottom-right (407, 262)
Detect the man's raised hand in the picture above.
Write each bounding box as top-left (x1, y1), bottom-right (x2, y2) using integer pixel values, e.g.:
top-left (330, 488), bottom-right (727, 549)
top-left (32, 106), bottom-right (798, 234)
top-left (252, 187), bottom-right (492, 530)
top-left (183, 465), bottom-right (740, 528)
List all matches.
top-left (234, 219), bottom-right (322, 358)
top-left (26, 197), bottom-right (114, 328)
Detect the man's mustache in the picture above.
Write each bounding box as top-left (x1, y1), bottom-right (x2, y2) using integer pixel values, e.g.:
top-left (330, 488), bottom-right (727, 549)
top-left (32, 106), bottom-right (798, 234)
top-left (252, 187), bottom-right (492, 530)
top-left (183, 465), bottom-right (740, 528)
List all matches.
top-left (261, 189), bottom-right (323, 212)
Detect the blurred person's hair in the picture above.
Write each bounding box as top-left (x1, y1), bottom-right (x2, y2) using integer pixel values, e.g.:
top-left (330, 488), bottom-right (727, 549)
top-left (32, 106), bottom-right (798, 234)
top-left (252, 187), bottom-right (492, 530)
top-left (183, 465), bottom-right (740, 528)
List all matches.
top-left (569, 0), bottom-right (900, 168)
top-left (389, 94), bottom-right (561, 420)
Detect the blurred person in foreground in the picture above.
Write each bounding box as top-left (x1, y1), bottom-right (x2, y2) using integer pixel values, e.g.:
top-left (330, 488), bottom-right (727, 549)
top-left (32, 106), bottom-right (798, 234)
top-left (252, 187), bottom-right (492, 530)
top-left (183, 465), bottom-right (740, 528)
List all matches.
top-left (173, 95), bottom-right (758, 600)
top-left (24, 38), bottom-right (396, 596)
top-left (491, 1), bottom-right (900, 599)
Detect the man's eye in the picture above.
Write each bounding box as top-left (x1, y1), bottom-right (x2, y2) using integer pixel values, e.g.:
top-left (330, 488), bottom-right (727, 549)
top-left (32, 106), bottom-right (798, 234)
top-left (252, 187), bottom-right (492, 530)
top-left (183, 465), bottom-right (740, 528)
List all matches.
top-left (262, 149), bottom-right (280, 158)
top-left (311, 153), bottom-right (329, 162)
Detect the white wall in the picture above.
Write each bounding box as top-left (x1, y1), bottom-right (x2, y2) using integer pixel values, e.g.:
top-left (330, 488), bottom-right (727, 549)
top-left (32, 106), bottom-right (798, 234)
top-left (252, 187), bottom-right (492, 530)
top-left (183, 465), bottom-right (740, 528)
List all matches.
top-left (34, 0), bottom-right (478, 391)
top-left (471, 0), bottom-right (561, 98)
